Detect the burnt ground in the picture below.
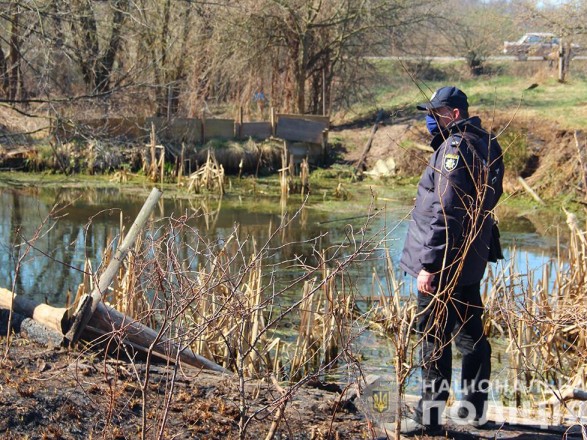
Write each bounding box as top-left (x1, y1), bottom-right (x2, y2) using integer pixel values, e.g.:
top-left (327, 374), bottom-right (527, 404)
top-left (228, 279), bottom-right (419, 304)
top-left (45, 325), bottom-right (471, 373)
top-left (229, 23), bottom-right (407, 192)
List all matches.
top-left (0, 335), bottom-right (368, 440)
top-left (0, 331), bottom-right (585, 440)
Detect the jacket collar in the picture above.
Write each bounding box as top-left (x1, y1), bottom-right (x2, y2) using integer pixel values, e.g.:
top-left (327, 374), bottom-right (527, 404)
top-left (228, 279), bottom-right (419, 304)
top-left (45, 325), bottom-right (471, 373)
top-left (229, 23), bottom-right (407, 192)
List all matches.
top-left (430, 116), bottom-right (484, 150)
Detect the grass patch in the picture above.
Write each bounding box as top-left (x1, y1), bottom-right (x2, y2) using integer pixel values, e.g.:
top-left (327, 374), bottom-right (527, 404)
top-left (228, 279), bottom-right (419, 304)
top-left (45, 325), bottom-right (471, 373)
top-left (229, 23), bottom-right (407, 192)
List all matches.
top-left (499, 129), bottom-right (530, 177)
top-left (341, 58), bottom-right (587, 130)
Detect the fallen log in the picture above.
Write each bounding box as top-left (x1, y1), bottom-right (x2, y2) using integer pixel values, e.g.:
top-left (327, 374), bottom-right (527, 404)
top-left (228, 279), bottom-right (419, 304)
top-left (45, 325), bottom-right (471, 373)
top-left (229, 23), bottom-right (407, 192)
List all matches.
top-left (517, 176), bottom-right (545, 205)
top-left (0, 308), bottom-right (64, 347)
top-left (0, 288), bottom-right (228, 373)
top-left (89, 301), bottom-right (228, 372)
top-left (539, 387), bottom-right (587, 407)
top-left (0, 288), bottom-right (68, 334)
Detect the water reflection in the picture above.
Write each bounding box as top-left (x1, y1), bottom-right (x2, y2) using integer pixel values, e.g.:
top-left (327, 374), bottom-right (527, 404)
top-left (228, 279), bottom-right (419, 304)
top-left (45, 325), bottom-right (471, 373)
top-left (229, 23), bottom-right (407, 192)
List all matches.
top-left (0, 186), bottom-right (565, 306)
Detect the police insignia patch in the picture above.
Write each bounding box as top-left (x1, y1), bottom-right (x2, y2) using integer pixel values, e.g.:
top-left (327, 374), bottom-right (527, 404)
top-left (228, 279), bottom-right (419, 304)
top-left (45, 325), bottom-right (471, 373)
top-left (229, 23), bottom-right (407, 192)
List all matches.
top-left (444, 153), bottom-right (459, 171)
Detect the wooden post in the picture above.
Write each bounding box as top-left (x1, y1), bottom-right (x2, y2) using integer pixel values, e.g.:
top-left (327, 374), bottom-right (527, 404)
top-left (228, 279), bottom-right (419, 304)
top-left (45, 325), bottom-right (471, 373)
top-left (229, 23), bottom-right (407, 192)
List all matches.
top-left (558, 38), bottom-right (565, 83)
top-left (237, 106), bottom-right (243, 139)
top-left (167, 84), bottom-right (172, 121)
top-left (201, 111), bottom-right (206, 144)
top-left (178, 143), bottom-right (185, 186)
top-left (150, 123), bottom-right (157, 181)
top-left (159, 146), bottom-right (165, 183)
top-left (321, 128), bottom-right (329, 165)
top-left (270, 107), bottom-right (276, 137)
top-left (322, 68), bottom-right (326, 116)
top-left (66, 187), bottom-right (163, 345)
top-left (575, 131), bottom-right (587, 199)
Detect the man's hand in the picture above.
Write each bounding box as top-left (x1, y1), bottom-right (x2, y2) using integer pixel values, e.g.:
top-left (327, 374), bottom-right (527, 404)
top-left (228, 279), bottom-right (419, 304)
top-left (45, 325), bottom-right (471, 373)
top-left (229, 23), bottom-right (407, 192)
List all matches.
top-left (417, 269), bottom-right (436, 294)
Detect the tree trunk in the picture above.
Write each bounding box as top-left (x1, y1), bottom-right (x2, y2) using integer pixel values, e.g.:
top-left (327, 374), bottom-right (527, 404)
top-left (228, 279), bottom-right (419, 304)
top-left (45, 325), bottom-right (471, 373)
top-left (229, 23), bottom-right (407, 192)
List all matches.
top-left (0, 46), bottom-right (8, 98)
top-left (8, 1), bottom-right (21, 101)
top-left (294, 37), bottom-right (308, 114)
top-left (154, 0), bottom-right (172, 116)
top-left (94, 0), bottom-right (129, 93)
top-left (71, 0), bottom-right (100, 91)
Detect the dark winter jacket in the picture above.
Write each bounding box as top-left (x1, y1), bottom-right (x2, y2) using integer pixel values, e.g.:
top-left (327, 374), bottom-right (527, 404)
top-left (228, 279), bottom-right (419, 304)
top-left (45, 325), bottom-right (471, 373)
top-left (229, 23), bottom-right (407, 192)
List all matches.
top-left (400, 116), bottom-right (504, 288)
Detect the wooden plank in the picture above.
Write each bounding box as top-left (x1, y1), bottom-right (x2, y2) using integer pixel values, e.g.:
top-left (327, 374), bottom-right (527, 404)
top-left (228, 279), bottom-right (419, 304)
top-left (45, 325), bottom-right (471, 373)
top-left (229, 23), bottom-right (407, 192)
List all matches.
top-left (169, 118), bottom-right (202, 143)
top-left (86, 117), bottom-right (147, 138)
top-left (55, 118), bottom-right (148, 140)
top-left (240, 122), bottom-right (272, 139)
top-left (276, 113), bottom-right (330, 127)
top-left (147, 117), bottom-right (202, 144)
top-left (276, 117), bottom-right (327, 144)
top-left (204, 118), bottom-right (235, 140)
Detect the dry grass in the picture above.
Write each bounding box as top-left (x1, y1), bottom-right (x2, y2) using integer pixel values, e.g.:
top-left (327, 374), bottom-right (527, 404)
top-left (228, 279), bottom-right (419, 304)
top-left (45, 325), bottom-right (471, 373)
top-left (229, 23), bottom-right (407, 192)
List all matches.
top-left (480, 209), bottom-right (587, 416)
top-left (188, 150), bottom-right (225, 194)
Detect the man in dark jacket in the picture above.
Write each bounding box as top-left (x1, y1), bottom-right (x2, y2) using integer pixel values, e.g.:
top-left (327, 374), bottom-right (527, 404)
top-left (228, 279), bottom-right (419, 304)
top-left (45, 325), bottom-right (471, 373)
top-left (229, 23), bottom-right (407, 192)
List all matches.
top-left (398, 86), bottom-right (504, 435)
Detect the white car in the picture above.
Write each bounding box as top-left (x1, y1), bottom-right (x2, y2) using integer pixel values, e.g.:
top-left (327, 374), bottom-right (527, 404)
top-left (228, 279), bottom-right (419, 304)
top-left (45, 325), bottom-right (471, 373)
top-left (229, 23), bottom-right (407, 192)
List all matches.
top-left (504, 33), bottom-right (580, 60)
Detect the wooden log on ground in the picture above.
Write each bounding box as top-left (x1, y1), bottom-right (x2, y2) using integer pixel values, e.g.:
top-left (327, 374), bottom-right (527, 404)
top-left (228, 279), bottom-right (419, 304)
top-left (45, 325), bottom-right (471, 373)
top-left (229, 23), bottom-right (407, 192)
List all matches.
top-left (88, 301), bottom-right (228, 373)
top-left (0, 288), bottom-right (228, 373)
top-left (517, 176), bottom-right (545, 205)
top-left (0, 288), bottom-right (68, 334)
top-left (0, 308), bottom-right (64, 346)
top-left (539, 387), bottom-right (587, 407)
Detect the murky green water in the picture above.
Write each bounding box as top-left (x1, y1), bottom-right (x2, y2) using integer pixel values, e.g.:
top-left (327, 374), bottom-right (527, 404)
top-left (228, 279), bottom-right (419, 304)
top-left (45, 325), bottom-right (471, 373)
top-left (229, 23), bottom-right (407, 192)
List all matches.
top-left (0, 184), bottom-right (563, 303)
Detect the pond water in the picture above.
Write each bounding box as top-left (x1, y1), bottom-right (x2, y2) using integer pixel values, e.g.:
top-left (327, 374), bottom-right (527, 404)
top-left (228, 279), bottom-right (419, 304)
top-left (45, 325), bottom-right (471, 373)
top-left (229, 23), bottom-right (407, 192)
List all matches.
top-left (0, 185), bottom-right (563, 304)
top-left (0, 183), bottom-right (567, 394)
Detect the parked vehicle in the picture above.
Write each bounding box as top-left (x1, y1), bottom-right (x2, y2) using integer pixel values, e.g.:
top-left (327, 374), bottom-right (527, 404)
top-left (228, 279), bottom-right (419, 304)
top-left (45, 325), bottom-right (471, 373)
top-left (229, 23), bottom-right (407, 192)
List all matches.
top-left (504, 33), bottom-right (580, 61)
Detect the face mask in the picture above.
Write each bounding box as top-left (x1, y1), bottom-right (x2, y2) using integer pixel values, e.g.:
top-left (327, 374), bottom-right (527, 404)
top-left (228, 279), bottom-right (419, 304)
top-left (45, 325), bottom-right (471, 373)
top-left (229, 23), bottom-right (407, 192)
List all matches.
top-left (426, 114), bottom-right (440, 136)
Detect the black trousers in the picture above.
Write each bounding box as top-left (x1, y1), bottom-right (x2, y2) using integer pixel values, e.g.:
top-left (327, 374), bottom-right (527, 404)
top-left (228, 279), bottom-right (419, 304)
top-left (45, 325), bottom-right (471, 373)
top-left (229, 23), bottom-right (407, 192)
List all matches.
top-left (415, 282), bottom-right (491, 426)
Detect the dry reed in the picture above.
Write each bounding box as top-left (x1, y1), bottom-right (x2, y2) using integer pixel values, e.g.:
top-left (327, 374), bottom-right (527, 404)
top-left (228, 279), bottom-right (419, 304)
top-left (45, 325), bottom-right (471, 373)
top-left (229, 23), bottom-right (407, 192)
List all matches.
top-left (188, 150), bottom-right (225, 194)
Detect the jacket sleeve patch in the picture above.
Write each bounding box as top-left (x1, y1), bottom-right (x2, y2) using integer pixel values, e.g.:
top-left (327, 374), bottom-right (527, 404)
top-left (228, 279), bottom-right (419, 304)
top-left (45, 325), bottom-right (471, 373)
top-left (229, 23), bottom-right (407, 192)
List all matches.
top-left (443, 153), bottom-right (459, 171)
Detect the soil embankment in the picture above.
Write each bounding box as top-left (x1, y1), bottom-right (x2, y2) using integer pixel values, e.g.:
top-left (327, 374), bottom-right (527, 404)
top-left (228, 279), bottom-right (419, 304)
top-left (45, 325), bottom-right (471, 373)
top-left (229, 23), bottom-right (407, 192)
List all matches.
top-left (335, 110), bottom-right (585, 202)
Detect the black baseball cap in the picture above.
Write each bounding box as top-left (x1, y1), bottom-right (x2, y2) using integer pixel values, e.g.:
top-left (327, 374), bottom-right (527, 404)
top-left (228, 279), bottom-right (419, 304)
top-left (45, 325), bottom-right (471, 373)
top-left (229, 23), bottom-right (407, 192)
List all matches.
top-left (416, 86), bottom-right (469, 111)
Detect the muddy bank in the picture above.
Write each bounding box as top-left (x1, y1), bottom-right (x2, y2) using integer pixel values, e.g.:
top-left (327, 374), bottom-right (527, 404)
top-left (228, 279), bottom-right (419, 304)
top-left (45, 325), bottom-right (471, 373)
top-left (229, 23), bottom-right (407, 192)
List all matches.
top-left (0, 333), bottom-right (367, 439)
top-left (0, 333), bottom-right (584, 439)
top-left (333, 111), bottom-right (585, 203)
